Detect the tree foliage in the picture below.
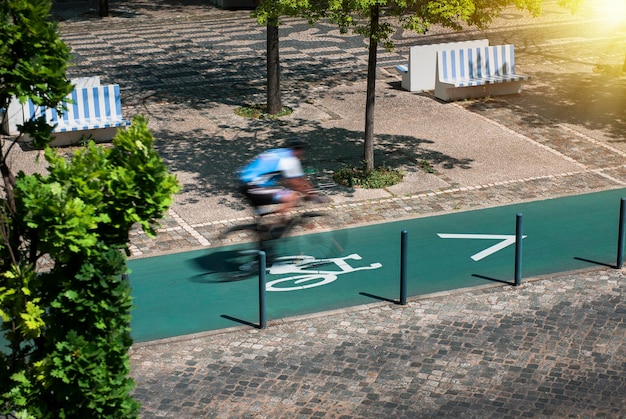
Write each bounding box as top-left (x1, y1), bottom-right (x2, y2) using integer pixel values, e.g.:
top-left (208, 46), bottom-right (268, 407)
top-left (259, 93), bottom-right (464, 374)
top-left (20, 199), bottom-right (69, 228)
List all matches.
top-left (0, 0), bottom-right (180, 416)
top-left (0, 0), bottom-right (74, 146)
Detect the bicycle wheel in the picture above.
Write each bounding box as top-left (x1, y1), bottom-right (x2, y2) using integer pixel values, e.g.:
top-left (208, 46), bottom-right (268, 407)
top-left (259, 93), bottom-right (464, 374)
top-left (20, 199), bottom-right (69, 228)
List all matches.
top-left (213, 223), bottom-right (264, 282)
top-left (262, 212), bottom-right (348, 262)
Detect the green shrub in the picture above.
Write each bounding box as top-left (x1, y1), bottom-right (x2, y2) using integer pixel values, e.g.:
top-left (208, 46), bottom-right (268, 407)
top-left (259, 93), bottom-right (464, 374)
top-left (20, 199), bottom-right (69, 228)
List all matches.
top-left (1, 116), bottom-right (179, 418)
top-left (333, 166), bottom-right (403, 189)
top-left (0, 0), bottom-right (180, 415)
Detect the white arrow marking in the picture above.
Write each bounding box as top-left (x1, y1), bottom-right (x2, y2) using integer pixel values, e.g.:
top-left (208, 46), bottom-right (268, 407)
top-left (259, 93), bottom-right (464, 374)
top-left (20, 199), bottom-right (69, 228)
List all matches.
top-left (437, 233), bottom-right (527, 261)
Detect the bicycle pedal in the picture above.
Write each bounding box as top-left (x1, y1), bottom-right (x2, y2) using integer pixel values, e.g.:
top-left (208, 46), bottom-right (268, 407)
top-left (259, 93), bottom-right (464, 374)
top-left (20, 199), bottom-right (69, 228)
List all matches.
top-left (238, 261), bottom-right (257, 272)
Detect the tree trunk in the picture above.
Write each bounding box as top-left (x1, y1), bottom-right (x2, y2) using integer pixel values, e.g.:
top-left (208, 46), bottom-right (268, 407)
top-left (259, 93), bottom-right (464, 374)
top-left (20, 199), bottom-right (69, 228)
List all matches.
top-left (363, 5), bottom-right (379, 172)
top-left (0, 145), bottom-right (22, 265)
top-left (99, 0), bottom-right (109, 17)
top-left (0, 152), bottom-right (17, 217)
top-left (266, 23), bottom-right (281, 115)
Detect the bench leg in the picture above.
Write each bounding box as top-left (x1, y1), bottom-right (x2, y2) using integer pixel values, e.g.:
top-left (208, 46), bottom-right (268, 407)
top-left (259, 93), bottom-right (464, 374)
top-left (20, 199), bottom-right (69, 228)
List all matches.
top-left (49, 127), bottom-right (121, 146)
top-left (435, 84), bottom-right (488, 101)
top-left (435, 81), bottom-right (525, 102)
top-left (485, 81), bottom-right (524, 98)
top-left (401, 71), bottom-right (411, 91)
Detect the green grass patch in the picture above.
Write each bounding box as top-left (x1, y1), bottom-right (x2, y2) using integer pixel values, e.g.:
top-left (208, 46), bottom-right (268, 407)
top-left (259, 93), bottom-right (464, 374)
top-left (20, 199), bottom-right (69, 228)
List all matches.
top-left (419, 159), bottom-right (436, 173)
top-left (333, 166), bottom-right (403, 189)
top-left (235, 104), bottom-right (293, 119)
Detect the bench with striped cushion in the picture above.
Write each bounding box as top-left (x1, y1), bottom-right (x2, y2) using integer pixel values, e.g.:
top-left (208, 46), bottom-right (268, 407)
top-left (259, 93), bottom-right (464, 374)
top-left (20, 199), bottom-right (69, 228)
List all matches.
top-left (434, 44), bottom-right (530, 101)
top-left (24, 84), bottom-right (129, 133)
top-left (20, 84), bottom-right (130, 145)
top-left (1, 76), bottom-right (104, 137)
top-left (395, 39), bottom-right (490, 92)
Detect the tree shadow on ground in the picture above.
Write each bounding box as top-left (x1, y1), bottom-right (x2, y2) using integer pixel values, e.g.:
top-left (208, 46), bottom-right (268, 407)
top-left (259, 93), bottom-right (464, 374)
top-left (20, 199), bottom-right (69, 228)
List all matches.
top-left (68, 33), bottom-right (368, 114)
top-left (60, 1), bottom-right (368, 110)
top-left (53, 0), bottom-right (223, 21)
top-left (59, 0), bottom-right (625, 143)
top-left (150, 117), bottom-right (473, 210)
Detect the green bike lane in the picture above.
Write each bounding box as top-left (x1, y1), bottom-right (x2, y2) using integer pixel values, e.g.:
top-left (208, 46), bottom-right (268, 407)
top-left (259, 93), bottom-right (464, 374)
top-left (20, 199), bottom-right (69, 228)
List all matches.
top-left (129, 188), bottom-right (625, 343)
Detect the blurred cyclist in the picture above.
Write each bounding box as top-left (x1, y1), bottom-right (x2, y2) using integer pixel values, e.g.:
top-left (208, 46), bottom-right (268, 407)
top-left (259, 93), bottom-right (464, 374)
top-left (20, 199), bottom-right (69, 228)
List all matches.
top-left (238, 138), bottom-right (323, 224)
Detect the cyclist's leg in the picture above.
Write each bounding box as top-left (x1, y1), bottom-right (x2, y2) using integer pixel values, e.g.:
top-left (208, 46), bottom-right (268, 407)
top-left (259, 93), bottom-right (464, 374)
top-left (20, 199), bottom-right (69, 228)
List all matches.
top-left (239, 187), bottom-right (287, 254)
top-left (274, 188), bottom-right (300, 219)
top-left (244, 186), bottom-right (276, 214)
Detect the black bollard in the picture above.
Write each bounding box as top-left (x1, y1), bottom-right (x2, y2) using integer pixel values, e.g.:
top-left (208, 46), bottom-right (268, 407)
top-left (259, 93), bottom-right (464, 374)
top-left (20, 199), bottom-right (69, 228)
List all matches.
top-left (515, 213), bottom-right (523, 286)
top-left (259, 251), bottom-right (267, 329)
top-left (400, 230), bottom-right (408, 305)
top-left (617, 198), bottom-right (625, 269)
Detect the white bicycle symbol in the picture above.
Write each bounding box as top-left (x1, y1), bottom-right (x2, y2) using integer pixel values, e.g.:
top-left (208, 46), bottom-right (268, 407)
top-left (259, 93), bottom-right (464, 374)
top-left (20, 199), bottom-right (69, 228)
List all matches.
top-left (263, 253), bottom-right (382, 292)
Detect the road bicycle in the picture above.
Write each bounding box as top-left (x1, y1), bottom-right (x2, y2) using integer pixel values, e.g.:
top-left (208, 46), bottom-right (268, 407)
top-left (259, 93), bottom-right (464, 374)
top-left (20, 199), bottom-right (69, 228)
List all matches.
top-left (214, 181), bottom-right (347, 281)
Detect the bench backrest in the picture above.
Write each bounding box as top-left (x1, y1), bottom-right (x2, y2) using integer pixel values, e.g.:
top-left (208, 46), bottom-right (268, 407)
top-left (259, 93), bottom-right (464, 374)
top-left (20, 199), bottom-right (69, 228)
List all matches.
top-left (437, 44), bottom-right (518, 81)
top-left (1, 76), bottom-right (104, 135)
top-left (71, 76), bottom-right (101, 89)
top-left (23, 84), bottom-right (124, 130)
top-left (404, 39), bottom-right (489, 91)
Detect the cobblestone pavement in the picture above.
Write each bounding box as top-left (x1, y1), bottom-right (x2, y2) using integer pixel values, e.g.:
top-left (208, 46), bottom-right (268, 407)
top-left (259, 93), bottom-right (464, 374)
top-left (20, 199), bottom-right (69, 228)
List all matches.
top-left (131, 269), bottom-right (625, 418)
top-left (43, 0), bottom-right (626, 417)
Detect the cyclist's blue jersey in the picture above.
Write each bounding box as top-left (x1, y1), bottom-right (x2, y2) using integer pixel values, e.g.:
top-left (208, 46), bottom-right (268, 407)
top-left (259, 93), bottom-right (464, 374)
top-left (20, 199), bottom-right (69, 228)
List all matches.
top-left (238, 148), bottom-right (304, 187)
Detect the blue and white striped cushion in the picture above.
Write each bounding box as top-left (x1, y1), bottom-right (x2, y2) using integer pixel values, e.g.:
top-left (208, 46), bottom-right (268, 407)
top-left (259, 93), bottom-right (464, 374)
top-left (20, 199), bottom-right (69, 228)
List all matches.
top-left (438, 45), bottom-right (529, 87)
top-left (23, 84), bottom-right (129, 133)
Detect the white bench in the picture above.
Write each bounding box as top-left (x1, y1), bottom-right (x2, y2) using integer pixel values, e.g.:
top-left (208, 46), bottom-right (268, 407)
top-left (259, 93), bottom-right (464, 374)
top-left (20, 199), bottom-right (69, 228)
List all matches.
top-left (17, 83), bottom-right (129, 146)
top-left (395, 39), bottom-right (489, 92)
top-left (2, 76), bottom-right (103, 137)
top-left (434, 44), bottom-right (530, 101)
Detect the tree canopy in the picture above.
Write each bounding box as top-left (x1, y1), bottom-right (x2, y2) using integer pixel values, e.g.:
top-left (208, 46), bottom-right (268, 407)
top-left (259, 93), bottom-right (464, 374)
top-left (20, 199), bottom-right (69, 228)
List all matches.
top-left (0, 0), bottom-right (73, 121)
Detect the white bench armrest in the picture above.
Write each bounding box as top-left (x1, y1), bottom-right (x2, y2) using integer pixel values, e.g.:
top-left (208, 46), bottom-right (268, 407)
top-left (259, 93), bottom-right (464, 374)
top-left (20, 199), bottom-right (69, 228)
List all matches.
top-left (395, 65), bottom-right (408, 74)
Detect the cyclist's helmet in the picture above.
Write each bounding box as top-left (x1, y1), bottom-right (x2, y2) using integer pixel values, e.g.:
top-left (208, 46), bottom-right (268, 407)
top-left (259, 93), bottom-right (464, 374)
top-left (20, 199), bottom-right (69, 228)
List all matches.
top-left (284, 138), bottom-right (307, 150)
